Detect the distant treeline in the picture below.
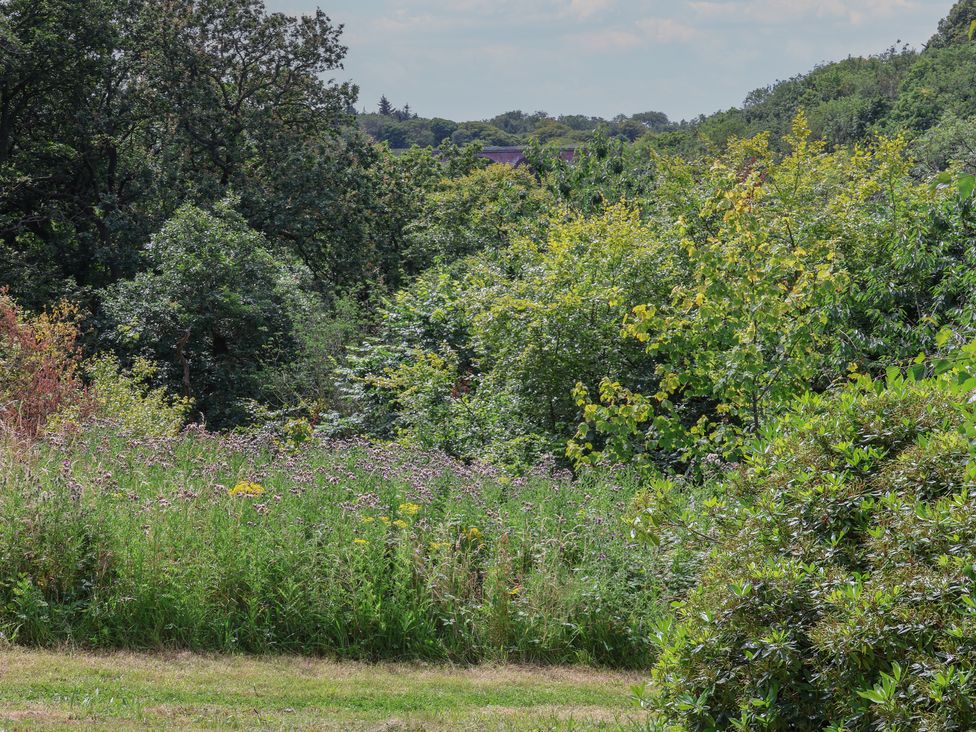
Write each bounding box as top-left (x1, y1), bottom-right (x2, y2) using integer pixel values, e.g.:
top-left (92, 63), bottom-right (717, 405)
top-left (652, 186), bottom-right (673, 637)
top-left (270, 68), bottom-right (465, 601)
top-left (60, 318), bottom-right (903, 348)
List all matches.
top-left (358, 104), bottom-right (672, 148)
top-left (361, 1), bottom-right (976, 158)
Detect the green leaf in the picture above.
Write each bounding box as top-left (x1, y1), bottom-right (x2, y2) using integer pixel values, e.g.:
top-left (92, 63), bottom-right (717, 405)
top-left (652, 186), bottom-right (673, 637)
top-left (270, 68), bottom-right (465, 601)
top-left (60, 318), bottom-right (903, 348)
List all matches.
top-left (934, 359), bottom-right (954, 376)
top-left (856, 689), bottom-right (886, 704)
top-left (969, 19), bottom-right (976, 41)
top-left (959, 174), bottom-right (976, 200)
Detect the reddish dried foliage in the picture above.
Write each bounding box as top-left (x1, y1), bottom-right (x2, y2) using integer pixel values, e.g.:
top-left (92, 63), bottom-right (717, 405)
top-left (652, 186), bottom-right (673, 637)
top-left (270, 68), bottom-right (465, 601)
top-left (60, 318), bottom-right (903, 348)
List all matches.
top-left (0, 290), bottom-right (92, 440)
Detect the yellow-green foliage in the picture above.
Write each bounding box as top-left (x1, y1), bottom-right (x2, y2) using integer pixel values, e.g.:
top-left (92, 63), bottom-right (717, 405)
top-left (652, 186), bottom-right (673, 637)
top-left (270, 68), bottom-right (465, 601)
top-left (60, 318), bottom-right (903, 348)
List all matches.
top-left (53, 355), bottom-right (190, 437)
top-left (357, 113), bottom-right (972, 472)
top-left (354, 203), bottom-right (671, 466)
top-left (573, 114), bottom-right (949, 469)
top-left (471, 203), bottom-right (671, 430)
top-left (367, 348), bottom-right (459, 450)
top-left (404, 163), bottom-right (552, 269)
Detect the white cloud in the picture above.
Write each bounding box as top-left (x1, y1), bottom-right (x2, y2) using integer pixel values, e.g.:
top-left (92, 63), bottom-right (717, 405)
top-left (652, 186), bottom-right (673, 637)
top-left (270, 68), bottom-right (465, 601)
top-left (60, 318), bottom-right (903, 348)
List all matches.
top-left (567, 0), bottom-right (615, 20)
top-left (383, 0), bottom-right (616, 23)
top-left (636, 17), bottom-right (701, 42)
top-left (571, 16), bottom-right (700, 52)
top-left (689, 0), bottom-right (921, 26)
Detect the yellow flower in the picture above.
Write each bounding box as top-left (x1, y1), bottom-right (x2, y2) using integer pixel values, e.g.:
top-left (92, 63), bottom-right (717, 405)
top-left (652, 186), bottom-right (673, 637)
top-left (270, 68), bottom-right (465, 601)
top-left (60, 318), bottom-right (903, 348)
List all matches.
top-left (379, 516), bottom-right (391, 525)
top-left (508, 586), bottom-right (521, 596)
top-left (228, 481), bottom-right (264, 497)
top-left (465, 527), bottom-right (482, 541)
top-left (361, 517), bottom-right (375, 524)
top-left (353, 538), bottom-right (368, 546)
top-left (392, 519), bottom-right (409, 529)
top-left (429, 541), bottom-right (450, 551)
top-left (398, 502), bottom-right (421, 516)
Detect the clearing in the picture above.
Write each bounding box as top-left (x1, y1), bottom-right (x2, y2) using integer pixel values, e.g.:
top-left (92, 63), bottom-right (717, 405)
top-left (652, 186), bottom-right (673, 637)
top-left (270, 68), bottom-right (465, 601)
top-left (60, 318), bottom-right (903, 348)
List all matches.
top-left (0, 648), bottom-right (648, 730)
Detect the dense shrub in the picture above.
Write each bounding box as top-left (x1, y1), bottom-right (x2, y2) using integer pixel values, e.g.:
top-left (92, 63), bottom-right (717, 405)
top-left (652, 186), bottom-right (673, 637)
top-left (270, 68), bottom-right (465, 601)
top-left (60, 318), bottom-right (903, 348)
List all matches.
top-left (890, 44), bottom-right (976, 132)
top-left (1, 292), bottom-right (190, 441)
top-left (573, 121), bottom-right (973, 473)
top-left (51, 355), bottom-right (191, 438)
top-left (639, 370), bottom-right (976, 730)
top-left (401, 163), bottom-right (552, 274)
top-left (354, 116), bottom-right (976, 473)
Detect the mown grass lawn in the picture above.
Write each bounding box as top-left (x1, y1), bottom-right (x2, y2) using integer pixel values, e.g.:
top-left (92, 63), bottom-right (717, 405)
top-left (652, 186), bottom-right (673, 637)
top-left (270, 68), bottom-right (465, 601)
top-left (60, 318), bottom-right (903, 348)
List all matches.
top-left (0, 648), bottom-right (648, 730)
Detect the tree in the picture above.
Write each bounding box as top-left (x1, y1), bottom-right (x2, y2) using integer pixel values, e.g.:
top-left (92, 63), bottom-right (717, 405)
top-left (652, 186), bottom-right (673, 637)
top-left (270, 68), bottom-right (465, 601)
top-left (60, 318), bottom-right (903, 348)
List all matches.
top-left (571, 115), bottom-right (947, 470)
top-left (0, 0), bottom-right (148, 308)
top-left (378, 95), bottom-right (393, 116)
top-left (889, 43), bottom-right (976, 131)
top-left (1, 0), bottom-right (379, 309)
top-left (133, 0), bottom-right (369, 286)
top-left (102, 200), bottom-right (303, 427)
top-left (450, 122), bottom-right (518, 146)
top-left (927, 0), bottom-right (976, 49)
top-left (631, 110), bottom-right (671, 131)
top-left (402, 162), bottom-right (551, 273)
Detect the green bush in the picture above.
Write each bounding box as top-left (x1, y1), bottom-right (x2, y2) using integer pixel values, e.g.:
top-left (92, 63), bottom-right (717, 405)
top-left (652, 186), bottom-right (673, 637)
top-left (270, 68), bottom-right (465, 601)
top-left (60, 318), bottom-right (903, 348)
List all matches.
top-left (640, 371), bottom-right (976, 730)
top-left (88, 355), bottom-right (190, 437)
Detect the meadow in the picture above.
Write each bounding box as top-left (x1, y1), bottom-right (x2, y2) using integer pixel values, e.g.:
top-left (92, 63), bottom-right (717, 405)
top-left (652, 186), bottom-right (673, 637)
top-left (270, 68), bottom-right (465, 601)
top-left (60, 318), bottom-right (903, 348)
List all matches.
top-left (0, 428), bottom-right (667, 667)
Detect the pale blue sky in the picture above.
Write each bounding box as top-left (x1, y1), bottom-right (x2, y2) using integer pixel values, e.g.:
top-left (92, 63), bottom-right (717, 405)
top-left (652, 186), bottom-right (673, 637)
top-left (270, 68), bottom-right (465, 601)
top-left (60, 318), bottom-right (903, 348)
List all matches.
top-left (267, 0), bottom-right (953, 122)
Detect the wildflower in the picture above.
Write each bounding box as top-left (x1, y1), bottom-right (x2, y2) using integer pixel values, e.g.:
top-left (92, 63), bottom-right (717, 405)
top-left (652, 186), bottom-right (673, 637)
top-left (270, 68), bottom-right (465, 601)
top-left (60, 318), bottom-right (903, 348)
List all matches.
top-left (465, 527), bottom-right (482, 541)
top-left (392, 519), bottom-right (409, 529)
top-left (509, 586), bottom-right (521, 596)
top-left (361, 516), bottom-right (376, 524)
top-left (228, 481), bottom-right (264, 497)
top-left (398, 502), bottom-right (421, 516)
top-left (429, 541), bottom-right (450, 551)
top-left (353, 538), bottom-right (368, 546)
top-left (379, 516), bottom-right (391, 525)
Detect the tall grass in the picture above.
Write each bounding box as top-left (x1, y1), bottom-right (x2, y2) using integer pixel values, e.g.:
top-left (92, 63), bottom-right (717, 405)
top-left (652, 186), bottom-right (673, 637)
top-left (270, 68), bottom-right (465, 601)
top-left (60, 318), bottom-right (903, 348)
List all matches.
top-left (0, 427), bottom-right (663, 666)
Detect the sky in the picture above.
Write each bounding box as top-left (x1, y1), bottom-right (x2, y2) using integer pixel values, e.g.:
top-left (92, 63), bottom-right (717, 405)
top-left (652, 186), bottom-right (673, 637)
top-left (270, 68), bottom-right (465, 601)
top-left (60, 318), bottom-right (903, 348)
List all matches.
top-left (266, 0), bottom-right (954, 123)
